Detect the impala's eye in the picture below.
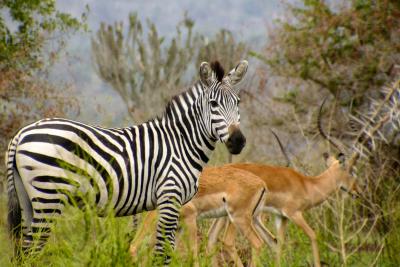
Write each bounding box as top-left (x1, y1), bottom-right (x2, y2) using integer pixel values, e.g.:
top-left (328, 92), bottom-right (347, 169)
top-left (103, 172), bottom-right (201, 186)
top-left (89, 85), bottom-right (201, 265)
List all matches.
top-left (210, 100), bottom-right (218, 108)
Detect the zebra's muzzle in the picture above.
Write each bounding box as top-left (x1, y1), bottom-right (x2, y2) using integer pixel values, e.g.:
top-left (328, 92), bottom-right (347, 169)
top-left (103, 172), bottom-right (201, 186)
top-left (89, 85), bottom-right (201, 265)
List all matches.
top-left (226, 128), bottom-right (246, 155)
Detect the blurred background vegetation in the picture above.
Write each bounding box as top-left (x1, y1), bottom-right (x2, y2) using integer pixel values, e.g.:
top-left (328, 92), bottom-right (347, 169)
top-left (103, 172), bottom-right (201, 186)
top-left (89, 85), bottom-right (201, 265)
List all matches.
top-left (1, 0), bottom-right (399, 266)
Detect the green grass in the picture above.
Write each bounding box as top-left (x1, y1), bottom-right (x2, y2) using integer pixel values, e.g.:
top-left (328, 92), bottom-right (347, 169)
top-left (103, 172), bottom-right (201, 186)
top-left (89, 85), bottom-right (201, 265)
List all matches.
top-left (0, 194), bottom-right (399, 266)
top-left (1, 145), bottom-right (399, 267)
top-left (0, 197), bottom-right (134, 267)
top-left (0, 193), bottom-right (219, 267)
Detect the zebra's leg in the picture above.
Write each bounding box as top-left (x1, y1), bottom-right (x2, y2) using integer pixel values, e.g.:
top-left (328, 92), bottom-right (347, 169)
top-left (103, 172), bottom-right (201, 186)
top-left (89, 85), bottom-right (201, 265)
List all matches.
top-left (19, 196), bottom-right (66, 253)
top-left (19, 195), bottom-right (65, 254)
top-left (154, 195), bottom-right (182, 265)
top-left (7, 174), bottom-right (23, 258)
top-left (14, 200), bottom-right (57, 254)
top-left (23, 221), bottom-right (51, 253)
top-left (18, 174), bottom-right (67, 253)
top-left (11, 166), bottom-right (34, 255)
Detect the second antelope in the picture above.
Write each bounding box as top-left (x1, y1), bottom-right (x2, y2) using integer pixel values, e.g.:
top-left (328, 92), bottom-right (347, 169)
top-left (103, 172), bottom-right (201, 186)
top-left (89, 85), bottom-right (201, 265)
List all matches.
top-left (208, 101), bottom-right (363, 267)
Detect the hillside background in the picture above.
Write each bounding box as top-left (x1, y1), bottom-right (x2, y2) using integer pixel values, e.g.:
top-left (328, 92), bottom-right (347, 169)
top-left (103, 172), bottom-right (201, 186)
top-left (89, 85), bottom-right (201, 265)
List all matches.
top-left (52, 0), bottom-right (284, 125)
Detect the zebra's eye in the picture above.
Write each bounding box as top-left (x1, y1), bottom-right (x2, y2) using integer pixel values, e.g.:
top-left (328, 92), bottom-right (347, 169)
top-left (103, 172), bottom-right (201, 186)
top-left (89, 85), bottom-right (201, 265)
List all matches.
top-left (210, 100), bottom-right (218, 108)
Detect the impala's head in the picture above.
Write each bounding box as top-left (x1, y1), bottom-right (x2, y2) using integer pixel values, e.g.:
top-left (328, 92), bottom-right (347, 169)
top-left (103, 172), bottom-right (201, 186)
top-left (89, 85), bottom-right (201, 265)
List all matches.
top-left (318, 99), bottom-right (362, 198)
top-left (323, 152), bottom-right (361, 198)
top-left (199, 60), bottom-right (248, 154)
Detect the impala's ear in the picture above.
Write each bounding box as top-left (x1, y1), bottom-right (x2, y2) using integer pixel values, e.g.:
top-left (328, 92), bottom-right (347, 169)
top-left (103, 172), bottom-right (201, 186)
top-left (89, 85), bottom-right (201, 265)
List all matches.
top-left (224, 60), bottom-right (248, 87)
top-left (322, 152), bottom-right (333, 167)
top-left (199, 62), bottom-right (213, 87)
top-left (337, 153), bottom-right (346, 166)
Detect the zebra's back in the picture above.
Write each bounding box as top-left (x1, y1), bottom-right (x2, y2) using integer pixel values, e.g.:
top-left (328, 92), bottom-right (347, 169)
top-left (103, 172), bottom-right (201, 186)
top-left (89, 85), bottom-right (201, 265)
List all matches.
top-left (10, 118), bottom-right (150, 215)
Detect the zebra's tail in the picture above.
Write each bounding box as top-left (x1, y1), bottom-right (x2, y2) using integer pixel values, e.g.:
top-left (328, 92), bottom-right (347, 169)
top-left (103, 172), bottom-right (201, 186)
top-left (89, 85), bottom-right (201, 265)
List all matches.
top-left (5, 134), bottom-right (22, 239)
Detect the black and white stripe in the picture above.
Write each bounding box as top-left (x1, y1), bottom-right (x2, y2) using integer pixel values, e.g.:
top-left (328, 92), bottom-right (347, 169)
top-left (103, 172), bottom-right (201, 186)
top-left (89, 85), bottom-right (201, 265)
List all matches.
top-left (6, 60), bottom-right (248, 261)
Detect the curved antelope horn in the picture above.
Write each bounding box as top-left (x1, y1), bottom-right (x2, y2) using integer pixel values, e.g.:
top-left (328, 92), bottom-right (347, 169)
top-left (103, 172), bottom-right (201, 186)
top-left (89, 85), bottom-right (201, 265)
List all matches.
top-left (317, 97), bottom-right (345, 154)
top-left (270, 129), bottom-right (291, 167)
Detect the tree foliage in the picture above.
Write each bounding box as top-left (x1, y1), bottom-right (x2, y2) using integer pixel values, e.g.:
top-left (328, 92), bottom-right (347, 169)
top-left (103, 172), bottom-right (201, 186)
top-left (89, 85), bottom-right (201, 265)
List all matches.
top-left (0, 1), bottom-right (85, 191)
top-left (0, 69), bottom-right (80, 149)
top-left (91, 13), bottom-right (248, 122)
top-left (264, 0), bottom-right (400, 106)
top-left (0, 0), bottom-right (87, 71)
top-left (92, 13), bottom-right (198, 120)
top-left (196, 29), bottom-right (247, 73)
top-left (252, 0), bottom-right (400, 153)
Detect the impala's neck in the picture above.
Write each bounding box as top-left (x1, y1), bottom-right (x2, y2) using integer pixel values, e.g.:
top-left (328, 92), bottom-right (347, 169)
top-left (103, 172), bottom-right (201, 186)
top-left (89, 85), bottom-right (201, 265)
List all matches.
top-left (307, 162), bottom-right (342, 206)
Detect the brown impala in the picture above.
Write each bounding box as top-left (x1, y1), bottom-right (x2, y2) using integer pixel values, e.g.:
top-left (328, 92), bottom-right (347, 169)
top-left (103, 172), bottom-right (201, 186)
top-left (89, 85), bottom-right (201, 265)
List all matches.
top-left (209, 100), bottom-right (366, 267)
top-left (130, 165), bottom-right (276, 267)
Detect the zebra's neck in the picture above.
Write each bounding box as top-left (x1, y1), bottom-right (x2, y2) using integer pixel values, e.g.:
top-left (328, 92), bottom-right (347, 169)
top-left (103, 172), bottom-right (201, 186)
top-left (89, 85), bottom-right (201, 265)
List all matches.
top-left (156, 82), bottom-right (217, 169)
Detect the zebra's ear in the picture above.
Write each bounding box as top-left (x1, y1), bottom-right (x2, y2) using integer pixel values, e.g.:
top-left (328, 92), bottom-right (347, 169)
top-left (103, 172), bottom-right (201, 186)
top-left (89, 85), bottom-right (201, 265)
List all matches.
top-left (224, 60), bottom-right (248, 87)
top-left (199, 62), bottom-right (213, 87)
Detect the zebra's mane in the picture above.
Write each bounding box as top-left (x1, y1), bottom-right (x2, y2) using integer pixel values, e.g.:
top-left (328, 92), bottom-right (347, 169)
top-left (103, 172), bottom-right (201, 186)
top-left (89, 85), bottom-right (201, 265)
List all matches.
top-left (210, 61), bottom-right (225, 82)
top-left (158, 61), bottom-right (225, 121)
top-left (161, 85), bottom-right (199, 121)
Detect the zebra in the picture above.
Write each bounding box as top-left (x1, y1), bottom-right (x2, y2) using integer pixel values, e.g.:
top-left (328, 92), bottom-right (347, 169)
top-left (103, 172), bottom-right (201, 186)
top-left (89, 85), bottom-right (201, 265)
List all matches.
top-left (6, 60), bottom-right (248, 262)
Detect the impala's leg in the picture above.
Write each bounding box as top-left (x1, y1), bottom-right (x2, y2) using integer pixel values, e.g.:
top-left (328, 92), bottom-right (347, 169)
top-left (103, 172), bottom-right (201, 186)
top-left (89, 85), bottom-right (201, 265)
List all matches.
top-left (289, 212), bottom-right (321, 267)
top-left (253, 214), bottom-right (277, 249)
top-left (221, 220), bottom-right (244, 267)
top-left (207, 218), bottom-right (226, 252)
top-left (231, 215), bottom-right (264, 267)
top-left (130, 211), bottom-right (158, 258)
top-left (207, 218), bottom-right (229, 267)
top-left (180, 203), bottom-right (199, 266)
top-left (275, 215), bottom-right (288, 267)
top-left (234, 187), bottom-right (271, 267)
top-left (227, 191), bottom-right (265, 267)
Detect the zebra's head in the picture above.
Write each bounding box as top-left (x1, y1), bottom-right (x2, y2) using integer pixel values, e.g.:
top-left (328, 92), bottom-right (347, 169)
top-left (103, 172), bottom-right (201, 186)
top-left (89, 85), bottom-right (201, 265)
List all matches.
top-left (199, 60), bottom-right (248, 155)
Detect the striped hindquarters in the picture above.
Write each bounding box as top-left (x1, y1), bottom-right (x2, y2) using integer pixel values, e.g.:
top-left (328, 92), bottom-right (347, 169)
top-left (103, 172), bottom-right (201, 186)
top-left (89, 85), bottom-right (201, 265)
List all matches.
top-left (13, 118), bottom-right (132, 214)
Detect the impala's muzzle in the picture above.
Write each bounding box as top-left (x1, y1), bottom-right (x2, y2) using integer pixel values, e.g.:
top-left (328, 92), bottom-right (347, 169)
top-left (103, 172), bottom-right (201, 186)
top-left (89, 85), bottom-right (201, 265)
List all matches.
top-left (340, 185), bottom-right (360, 199)
top-left (225, 125), bottom-right (246, 155)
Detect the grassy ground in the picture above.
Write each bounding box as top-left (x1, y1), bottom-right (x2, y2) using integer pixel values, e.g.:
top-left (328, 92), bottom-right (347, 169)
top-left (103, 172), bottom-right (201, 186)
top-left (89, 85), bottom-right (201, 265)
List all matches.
top-left (0, 194), bottom-right (397, 266)
top-left (0, 197), bottom-right (213, 267)
top-left (0, 145), bottom-right (398, 266)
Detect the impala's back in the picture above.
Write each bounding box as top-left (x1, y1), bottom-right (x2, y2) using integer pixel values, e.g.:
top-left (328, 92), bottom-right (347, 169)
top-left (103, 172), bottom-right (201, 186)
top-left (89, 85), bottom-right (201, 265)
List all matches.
top-left (192, 166), bottom-right (267, 219)
top-left (228, 163), bottom-right (311, 212)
